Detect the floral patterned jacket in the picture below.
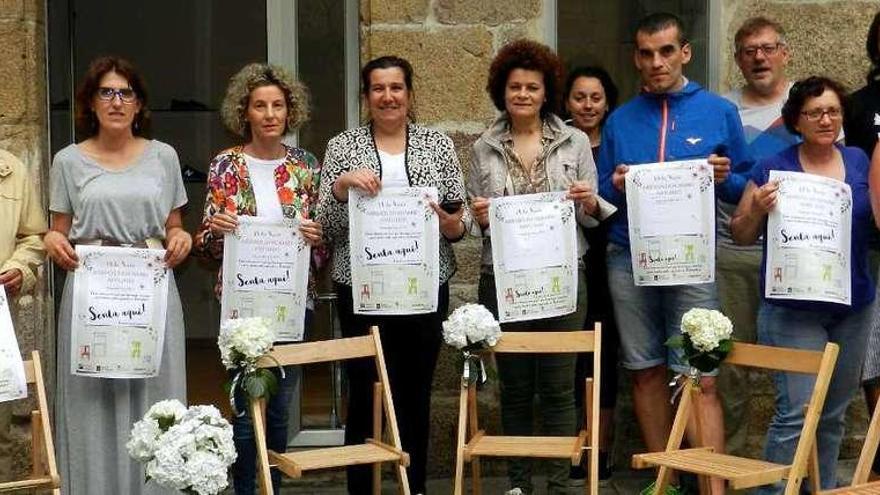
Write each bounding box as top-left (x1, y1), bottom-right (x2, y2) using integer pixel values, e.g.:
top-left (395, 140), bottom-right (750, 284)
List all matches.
top-left (194, 144), bottom-right (322, 298)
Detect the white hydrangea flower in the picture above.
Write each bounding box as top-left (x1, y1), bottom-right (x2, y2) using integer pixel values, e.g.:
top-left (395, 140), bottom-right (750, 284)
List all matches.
top-left (130, 401), bottom-right (236, 495)
top-left (680, 308), bottom-right (733, 353)
top-left (443, 304), bottom-right (502, 349)
top-left (217, 317), bottom-right (275, 369)
top-left (146, 399), bottom-right (187, 423)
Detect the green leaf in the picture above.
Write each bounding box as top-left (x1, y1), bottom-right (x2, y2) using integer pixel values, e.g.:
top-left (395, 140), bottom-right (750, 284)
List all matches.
top-left (665, 335), bottom-right (684, 349)
top-left (717, 339), bottom-right (734, 353)
top-left (244, 374), bottom-right (266, 398)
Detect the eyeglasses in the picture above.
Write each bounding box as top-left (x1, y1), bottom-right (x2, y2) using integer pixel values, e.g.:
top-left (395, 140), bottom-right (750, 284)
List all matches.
top-left (738, 43), bottom-right (784, 57)
top-left (800, 107), bottom-right (843, 122)
top-left (97, 87), bottom-right (137, 104)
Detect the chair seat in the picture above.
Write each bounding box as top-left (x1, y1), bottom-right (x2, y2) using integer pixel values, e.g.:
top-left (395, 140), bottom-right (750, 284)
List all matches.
top-left (270, 442), bottom-right (403, 478)
top-left (823, 482), bottom-right (880, 494)
top-left (0, 476), bottom-right (59, 493)
top-left (633, 448), bottom-right (791, 489)
top-left (466, 435), bottom-right (582, 459)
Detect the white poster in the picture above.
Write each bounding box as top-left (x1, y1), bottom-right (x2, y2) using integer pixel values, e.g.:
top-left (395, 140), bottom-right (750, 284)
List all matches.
top-left (71, 245), bottom-right (169, 378)
top-left (490, 192), bottom-right (578, 323)
top-left (221, 216), bottom-right (310, 342)
top-left (0, 288), bottom-right (26, 402)
top-left (765, 170), bottom-right (852, 305)
top-left (349, 187), bottom-right (440, 314)
top-left (625, 160), bottom-right (716, 286)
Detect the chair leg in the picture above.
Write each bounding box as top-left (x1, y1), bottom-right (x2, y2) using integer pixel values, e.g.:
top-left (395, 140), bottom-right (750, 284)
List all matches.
top-left (453, 384), bottom-right (468, 495)
top-left (808, 438), bottom-right (821, 494)
top-left (250, 398), bottom-right (273, 495)
top-left (373, 382), bottom-right (383, 495)
top-left (585, 378), bottom-right (597, 495)
top-left (467, 386), bottom-right (482, 495)
top-left (31, 410), bottom-right (43, 477)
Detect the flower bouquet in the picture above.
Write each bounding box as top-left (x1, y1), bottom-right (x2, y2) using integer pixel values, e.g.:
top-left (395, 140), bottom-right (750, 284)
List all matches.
top-left (442, 303), bottom-right (502, 386)
top-left (127, 400), bottom-right (236, 495)
top-left (666, 308), bottom-right (734, 382)
top-left (217, 316), bottom-right (281, 414)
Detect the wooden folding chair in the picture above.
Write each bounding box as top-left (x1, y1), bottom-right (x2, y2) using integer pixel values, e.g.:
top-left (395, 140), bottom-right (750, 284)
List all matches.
top-left (632, 342), bottom-right (839, 495)
top-left (0, 351), bottom-right (61, 494)
top-left (250, 326), bottom-right (410, 495)
top-left (819, 369), bottom-right (880, 495)
top-left (453, 325), bottom-right (602, 495)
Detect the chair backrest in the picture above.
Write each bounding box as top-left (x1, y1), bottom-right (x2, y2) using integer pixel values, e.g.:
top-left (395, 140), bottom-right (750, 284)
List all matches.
top-left (492, 329), bottom-right (597, 354)
top-left (724, 342), bottom-right (829, 374)
top-left (257, 332), bottom-right (378, 368)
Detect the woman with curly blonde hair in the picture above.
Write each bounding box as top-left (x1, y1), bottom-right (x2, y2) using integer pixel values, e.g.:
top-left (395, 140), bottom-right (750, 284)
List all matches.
top-left (193, 62), bottom-right (323, 495)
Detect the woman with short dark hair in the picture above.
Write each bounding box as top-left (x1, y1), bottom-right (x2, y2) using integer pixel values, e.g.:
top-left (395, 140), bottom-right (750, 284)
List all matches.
top-left (732, 76), bottom-right (876, 492)
top-left (468, 39), bottom-right (615, 494)
top-left (316, 55), bottom-right (467, 494)
top-left (45, 55), bottom-right (191, 495)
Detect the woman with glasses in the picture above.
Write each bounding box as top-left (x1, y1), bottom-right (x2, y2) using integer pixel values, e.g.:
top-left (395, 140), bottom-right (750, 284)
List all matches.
top-left (731, 76), bottom-right (875, 492)
top-left (193, 63), bottom-right (323, 495)
top-left (44, 56), bottom-right (191, 495)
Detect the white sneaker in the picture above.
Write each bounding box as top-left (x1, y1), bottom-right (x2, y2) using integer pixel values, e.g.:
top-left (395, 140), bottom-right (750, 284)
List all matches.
top-left (505, 489), bottom-right (524, 495)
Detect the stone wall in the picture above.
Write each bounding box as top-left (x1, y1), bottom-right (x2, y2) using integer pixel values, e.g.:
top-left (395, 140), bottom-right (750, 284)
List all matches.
top-left (0, 0), bottom-right (51, 483)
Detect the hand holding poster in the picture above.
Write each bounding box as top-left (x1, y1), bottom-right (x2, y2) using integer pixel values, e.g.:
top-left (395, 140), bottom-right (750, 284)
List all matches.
top-left (349, 187), bottom-right (440, 314)
top-left (71, 245), bottom-right (169, 378)
top-left (489, 192), bottom-right (578, 323)
top-left (0, 288), bottom-right (27, 402)
top-left (765, 170), bottom-right (852, 304)
top-left (221, 216), bottom-right (311, 341)
top-left (625, 160), bottom-right (716, 286)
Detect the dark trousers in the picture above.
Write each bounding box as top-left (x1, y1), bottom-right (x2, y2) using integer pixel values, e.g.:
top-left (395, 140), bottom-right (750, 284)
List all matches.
top-left (337, 283), bottom-right (448, 494)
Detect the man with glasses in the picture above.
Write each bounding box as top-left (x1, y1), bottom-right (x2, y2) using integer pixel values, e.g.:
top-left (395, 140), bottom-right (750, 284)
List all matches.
top-left (718, 16), bottom-right (797, 457)
top-left (598, 12), bottom-right (753, 494)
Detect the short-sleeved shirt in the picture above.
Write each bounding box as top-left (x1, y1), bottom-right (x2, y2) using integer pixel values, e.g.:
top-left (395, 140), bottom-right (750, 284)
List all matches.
top-left (751, 144), bottom-right (875, 312)
top-left (49, 139), bottom-right (187, 244)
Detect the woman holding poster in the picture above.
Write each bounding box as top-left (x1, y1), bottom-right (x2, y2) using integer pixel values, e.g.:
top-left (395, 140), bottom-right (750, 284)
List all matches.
top-left (467, 39), bottom-right (615, 494)
top-left (193, 63), bottom-right (322, 495)
top-left (731, 76), bottom-right (876, 492)
top-left (316, 56), bottom-right (467, 494)
top-left (44, 56), bottom-right (191, 495)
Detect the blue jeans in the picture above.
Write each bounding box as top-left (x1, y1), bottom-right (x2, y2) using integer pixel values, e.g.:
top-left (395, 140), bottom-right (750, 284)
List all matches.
top-left (606, 242), bottom-right (721, 374)
top-left (756, 302), bottom-right (871, 493)
top-left (231, 364), bottom-right (300, 495)
top-left (231, 310), bottom-right (311, 495)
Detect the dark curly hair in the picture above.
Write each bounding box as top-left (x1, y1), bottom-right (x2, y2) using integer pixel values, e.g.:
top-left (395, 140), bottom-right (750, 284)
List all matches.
top-left (74, 56), bottom-right (150, 138)
top-left (866, 10), bottom-right (880, 84)
top-left (562, 66), bottom-right (619, 126)
top-left (486, 39), bottom-right (564, 117)
top-left (781, 76), bottom-right (848, 136)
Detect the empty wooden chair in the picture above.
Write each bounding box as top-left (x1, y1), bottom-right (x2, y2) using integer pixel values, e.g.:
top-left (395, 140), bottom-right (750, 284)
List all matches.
top-left (453, 325), bottom-right (602, 495)
top-left (0, 351), bottom-right (61, 494)
top-left (632, 342), bottom-right (839, 495)
top-left (250, 326), bottom-right (410, 495)
top-left (819, 369), bottom-right (880, 494)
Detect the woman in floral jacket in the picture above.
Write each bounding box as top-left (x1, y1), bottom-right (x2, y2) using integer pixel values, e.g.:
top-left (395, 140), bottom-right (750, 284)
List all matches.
top-left (193, 63), bottom-right (322, 495)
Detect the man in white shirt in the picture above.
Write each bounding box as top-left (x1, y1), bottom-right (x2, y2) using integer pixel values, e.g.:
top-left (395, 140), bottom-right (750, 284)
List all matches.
top-left (719, 16), bottom-right (796, 456)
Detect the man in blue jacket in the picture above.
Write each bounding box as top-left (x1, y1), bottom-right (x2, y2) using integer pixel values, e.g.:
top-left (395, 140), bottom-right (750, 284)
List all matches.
top-left (597, 12), bottom-right (753, 493)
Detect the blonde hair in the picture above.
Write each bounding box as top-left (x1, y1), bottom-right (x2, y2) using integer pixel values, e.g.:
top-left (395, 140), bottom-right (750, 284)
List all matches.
top-left (220, 63), bottom-right (310, 139)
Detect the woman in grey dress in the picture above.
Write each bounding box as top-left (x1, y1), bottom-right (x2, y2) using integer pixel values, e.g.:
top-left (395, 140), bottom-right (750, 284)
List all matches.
top-left (43, 56), bottom-right (191, 495)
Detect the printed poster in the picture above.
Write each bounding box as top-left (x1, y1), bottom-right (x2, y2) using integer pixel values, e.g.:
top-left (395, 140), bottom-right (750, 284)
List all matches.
top-left (71, 245), bottom-right (169, 378)
top-left (765, 170), bottom-right (852, 305)
top-left (489, 192), bottom-right (578, 323)
top-left (349, 187), bottom-right (440, 314)
top-left (0, 288), bottom-right (26, 401)
top-left (625, 160), bottom-right (716, 286)
top-left (222, 215), bottom-right (310, 341)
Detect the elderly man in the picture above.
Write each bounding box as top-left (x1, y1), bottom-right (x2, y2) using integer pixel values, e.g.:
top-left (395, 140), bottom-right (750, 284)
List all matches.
top-left (719, 16), bottom-right (797, 456)
top-left (0, 147), bottom-right (47, 481)
top-left (598, 12), bottom-right (754, 494)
